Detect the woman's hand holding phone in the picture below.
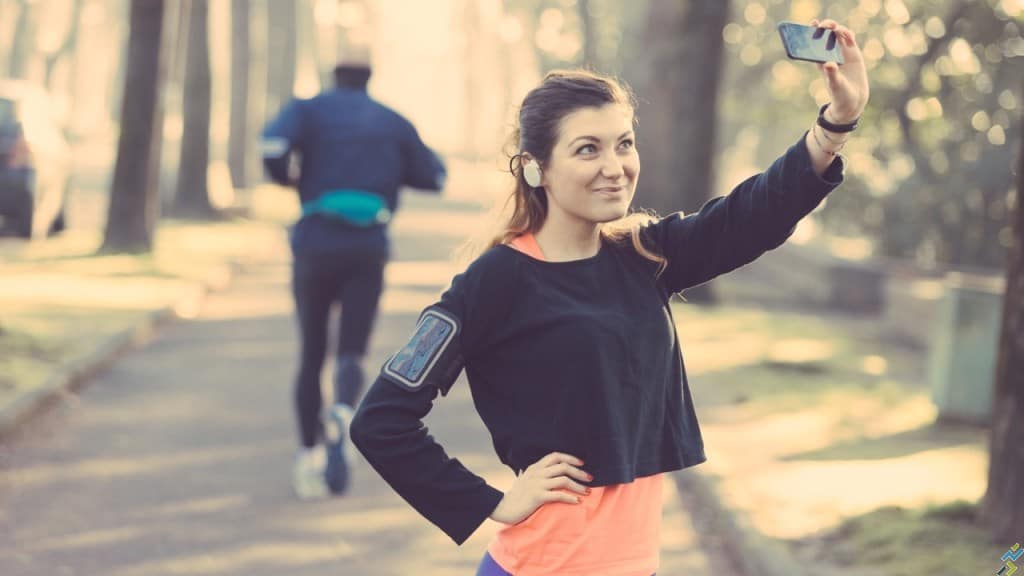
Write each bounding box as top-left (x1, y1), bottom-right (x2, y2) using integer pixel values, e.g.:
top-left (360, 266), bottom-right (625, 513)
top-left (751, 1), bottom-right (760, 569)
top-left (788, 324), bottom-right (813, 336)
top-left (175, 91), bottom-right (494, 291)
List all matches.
top-left (808, 19), bottom-right (870, 123)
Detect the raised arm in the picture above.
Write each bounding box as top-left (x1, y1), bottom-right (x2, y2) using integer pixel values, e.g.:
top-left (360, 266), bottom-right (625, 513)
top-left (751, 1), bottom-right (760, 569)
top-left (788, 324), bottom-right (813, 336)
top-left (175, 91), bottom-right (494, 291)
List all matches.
top-left (642, 138), bottom-right (843, 294)
top-left (804, 18), bottom-right (870, 175)
top-left (644, 18), bottom-right (869, 295)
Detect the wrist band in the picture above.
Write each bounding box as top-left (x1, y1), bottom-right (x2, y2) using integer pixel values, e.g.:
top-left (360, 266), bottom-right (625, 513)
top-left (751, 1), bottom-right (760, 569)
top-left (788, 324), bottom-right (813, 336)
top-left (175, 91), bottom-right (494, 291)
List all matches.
top-left (811, 124), bottom-right (844, 157)
top-left (818, 125), bottom-right (847, 144)
top-left (818, 103), bottom-right (859, 133)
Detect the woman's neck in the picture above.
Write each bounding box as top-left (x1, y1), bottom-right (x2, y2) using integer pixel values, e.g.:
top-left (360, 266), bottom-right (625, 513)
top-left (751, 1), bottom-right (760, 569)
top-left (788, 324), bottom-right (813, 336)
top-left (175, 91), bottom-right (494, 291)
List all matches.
top-left (534, 212), bottom-right (602, 262)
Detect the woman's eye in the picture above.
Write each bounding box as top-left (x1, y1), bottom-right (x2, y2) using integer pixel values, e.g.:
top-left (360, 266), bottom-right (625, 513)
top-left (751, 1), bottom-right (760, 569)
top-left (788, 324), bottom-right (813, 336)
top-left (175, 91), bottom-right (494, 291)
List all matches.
top-left (619, 139), bottom-right (635, 150)
top-left (577, 144), bottom-right (597, 155)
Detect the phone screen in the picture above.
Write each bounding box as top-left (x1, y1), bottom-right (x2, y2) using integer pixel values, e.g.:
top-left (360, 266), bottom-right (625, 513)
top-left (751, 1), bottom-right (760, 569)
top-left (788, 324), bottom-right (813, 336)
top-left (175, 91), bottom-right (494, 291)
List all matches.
top-left (777, 22), bottom-right (844, 64)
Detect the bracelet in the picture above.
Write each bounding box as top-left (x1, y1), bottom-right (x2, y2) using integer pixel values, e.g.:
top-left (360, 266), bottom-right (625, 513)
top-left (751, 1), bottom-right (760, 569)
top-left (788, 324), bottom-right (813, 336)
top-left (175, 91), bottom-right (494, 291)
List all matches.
top-left (817, 103), bottom-right (859, 133)
top-left (811, 124), bottom-right (845, 157)
top-left (818, 125), bottom-right (848, 145)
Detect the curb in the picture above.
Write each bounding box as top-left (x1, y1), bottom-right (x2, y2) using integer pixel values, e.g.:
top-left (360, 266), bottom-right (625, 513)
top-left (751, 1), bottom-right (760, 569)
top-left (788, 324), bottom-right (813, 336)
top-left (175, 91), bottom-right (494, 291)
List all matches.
top-left (0, 262), bottom-right (237, 439)
top-left (672, 467), bottom-right (809, 576)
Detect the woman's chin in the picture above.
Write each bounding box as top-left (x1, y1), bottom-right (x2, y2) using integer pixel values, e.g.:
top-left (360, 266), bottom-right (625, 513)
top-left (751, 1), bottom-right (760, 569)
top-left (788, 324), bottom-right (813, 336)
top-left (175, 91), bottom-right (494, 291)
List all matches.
top-left (595, 204), bottom-right (630, 223)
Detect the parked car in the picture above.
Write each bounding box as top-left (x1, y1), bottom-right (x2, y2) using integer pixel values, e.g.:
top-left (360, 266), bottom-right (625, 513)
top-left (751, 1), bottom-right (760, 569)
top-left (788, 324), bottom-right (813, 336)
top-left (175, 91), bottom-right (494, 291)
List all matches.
top-left (0, 79), bottom-right (71, 239)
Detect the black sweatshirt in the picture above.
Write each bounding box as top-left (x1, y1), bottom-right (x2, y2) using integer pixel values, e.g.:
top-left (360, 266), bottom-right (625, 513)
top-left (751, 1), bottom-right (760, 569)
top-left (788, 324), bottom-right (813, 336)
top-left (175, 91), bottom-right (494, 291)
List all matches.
top-left (350, 136), bottom-right (844, 544)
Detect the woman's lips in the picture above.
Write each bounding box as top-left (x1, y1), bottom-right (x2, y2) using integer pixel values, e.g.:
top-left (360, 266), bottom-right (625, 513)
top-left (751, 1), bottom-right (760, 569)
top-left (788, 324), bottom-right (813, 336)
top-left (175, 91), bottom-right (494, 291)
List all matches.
top-left (594, 188), bottom-right (625, 201)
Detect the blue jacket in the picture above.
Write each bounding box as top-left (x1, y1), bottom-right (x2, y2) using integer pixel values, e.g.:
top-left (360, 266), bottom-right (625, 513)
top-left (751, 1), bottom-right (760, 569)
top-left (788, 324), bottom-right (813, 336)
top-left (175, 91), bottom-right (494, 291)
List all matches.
top-left (262, 88), bottom-right (446, 254)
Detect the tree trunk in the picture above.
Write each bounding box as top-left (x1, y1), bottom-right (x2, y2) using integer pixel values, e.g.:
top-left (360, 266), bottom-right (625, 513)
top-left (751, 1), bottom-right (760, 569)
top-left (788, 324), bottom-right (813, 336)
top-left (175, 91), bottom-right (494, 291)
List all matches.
top-left (44, 0), bottom-right (85, 89)
top-left (102, 0), bottom-right (169, 253)
top-left (228, 0), bottom-right (250, 189)
top-left (172, 0), bottom-right (214, 218)
top-left (636, 0), bottom-right (730, 304)
top-left (167, 0), bottom-right (191, 89)
top-left (291, 0), bottom-right (322, 97)
top-left (266, 0), bottom-right (297, 118)
top-left (461, 0), bottom-right (481, 158)
top-left (248, 0), bottom-right (268, 172)
top-left (8, 0), bottom-right (35, 79)
top-left (577, 0), bottom-right (598, 71)
top-left (980, 97), bottom-right (1024, 543)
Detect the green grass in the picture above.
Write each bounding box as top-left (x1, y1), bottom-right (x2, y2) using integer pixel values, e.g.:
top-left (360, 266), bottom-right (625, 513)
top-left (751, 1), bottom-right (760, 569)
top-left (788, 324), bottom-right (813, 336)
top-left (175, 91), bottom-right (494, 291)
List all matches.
top-left (0, 322), bottom-right (62, 362)
top-left (0, 305), bottom-right (144, 397)
top-left (3, 217), bottom-right (284, 281)
top-left (0, 215), bottom-right (283, 400)
top-left (0, 321), bottom-right (62, 392)
top-left (792, 501), bottom-right (1007, 576)
top-left (671, 302), bottom-right (925, 416)
top-left (670, 301), bottom-right (998, 576)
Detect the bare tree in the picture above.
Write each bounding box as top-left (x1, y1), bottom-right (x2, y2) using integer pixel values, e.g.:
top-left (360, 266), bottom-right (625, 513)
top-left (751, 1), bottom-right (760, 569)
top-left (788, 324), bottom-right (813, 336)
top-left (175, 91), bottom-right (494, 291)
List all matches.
top-left (101, 0), bottom-right (169, 253)
top-left (43, 0), bottom-right (85, 89)
top-left (461, 0), bottom-right (481, 159)
top-left (225, 0), bottom-right (267, 190)
top-left (577, 0), bottom-right (598, 70)
top-left (228, 0), bottom-right (250, 189)
top-left (266, 0), bottom-right (297, 118)
top-left (634, 0), bottom-right (730, 303)
top-left (248, 0), bottom-right (268, 154)
top-left (7, 0), bottom-right (37, 79)
top-left (172, 0), bottom-right (215, 217)
top-left (980, 103), bottom-right (1024, 543)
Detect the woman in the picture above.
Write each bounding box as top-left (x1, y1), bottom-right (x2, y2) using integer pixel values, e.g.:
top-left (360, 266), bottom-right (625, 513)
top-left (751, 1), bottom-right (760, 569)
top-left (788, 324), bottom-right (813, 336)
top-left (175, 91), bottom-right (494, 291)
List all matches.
top-left (351, 18), bottom-right (869, 576)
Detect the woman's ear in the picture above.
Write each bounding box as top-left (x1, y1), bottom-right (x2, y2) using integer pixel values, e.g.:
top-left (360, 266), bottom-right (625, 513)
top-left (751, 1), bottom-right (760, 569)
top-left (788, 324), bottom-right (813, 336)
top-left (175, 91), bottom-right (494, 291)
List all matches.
top-left (522, 157), bottom-right (543, 188)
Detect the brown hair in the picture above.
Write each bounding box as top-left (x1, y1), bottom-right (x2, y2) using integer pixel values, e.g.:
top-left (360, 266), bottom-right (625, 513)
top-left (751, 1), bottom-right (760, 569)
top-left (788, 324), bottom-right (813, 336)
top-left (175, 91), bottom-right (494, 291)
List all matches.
top-left (462, 69), bottom-right (665, 274)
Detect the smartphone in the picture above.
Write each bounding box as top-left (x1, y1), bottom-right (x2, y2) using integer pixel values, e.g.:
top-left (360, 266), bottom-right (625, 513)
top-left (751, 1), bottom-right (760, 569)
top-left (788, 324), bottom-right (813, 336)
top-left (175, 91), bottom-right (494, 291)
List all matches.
top-left (777, 22), bottom-right (844, 65)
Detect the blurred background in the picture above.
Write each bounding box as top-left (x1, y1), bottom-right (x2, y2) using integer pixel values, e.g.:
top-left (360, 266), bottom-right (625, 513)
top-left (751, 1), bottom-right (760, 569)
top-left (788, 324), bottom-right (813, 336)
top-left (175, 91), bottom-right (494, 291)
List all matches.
top-left (0, 0), bottom-right (1019, 270)
top-left (0, 1), bottom-right (1022, 575)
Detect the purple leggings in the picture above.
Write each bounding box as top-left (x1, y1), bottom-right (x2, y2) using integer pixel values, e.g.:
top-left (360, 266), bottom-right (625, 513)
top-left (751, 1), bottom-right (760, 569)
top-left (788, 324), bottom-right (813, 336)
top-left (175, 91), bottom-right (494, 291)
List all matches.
top-left (474, 552), bottom-right (656, 575)
top-left (474, 552), bottom-right (511, 576)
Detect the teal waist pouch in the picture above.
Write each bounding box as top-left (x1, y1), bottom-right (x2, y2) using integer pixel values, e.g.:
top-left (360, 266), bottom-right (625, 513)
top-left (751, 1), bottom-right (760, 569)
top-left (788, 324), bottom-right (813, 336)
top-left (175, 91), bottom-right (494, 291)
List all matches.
top-left (302, 189), bottom-right (392, 227)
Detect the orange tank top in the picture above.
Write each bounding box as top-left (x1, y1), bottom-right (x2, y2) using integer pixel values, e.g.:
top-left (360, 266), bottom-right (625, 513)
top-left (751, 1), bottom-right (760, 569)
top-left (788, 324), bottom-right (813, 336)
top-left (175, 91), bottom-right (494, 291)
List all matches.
top-left (488, 234), bottom-right (663, 576)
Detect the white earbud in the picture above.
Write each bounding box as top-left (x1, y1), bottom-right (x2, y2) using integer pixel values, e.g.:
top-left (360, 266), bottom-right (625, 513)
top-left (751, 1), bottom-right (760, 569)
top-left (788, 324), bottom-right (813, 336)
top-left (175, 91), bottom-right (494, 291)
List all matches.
top-left (522, 160), bottom-right (543, 188)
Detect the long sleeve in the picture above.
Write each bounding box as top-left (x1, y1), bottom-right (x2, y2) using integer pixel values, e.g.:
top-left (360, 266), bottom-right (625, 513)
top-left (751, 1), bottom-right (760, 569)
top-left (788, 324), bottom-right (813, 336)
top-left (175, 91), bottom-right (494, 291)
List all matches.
top-left (260, 99), bottom-right (306, 186)
top-left (400, 121), bottom-right (447, 192)
top-left (350, 364), bottom-right (503, 544)
top-left (641, 133), bottom-right (844, 294)
top-left (350, 253), bottom-right (511, 544)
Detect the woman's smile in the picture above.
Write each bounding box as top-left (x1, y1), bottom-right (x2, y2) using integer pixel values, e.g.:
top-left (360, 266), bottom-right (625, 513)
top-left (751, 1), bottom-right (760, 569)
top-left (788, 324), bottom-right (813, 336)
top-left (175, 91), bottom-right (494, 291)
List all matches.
top-left (593, 185), bottom-right (625, 196)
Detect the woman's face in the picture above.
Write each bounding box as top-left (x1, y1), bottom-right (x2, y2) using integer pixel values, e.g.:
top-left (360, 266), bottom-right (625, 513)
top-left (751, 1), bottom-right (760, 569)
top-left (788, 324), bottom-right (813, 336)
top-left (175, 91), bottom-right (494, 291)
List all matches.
top-left (538, 103), bottom-right (639, 225)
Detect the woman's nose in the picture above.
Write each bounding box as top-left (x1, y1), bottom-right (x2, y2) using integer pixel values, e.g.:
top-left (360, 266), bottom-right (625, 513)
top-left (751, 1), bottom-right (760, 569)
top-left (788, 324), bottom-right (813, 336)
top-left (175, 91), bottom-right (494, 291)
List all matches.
top-left (600, 153), bottom-right (625, 179)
